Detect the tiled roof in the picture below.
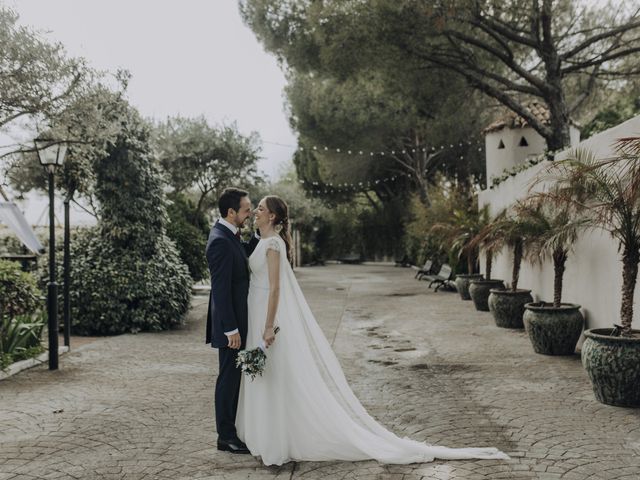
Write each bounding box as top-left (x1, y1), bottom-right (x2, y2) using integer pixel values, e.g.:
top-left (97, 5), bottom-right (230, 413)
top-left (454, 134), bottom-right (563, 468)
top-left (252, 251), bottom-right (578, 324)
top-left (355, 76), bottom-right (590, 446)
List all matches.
top-left (483, 102), bottom-right (551, 134)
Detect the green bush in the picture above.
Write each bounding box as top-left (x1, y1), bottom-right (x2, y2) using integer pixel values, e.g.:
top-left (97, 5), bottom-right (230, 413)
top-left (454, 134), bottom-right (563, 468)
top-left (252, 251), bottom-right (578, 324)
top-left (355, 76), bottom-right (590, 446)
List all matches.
top-left (0, 312), bottom-right (45, 370)
top-left (166, 193), bottom-right (209, 282)
top-left (404, 182), bottom-right (476, 270)
top-left (68, 102), bottom-right (192, 335)
top-left (0, 259), bottom-right (40, 318)
top-left (70, 228), bottom-right (191, 335)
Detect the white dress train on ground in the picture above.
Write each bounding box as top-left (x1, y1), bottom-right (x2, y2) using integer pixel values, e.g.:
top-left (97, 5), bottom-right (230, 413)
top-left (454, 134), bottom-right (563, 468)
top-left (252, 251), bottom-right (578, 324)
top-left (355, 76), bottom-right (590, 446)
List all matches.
top-left (236, 236), bottom-right (509, 466)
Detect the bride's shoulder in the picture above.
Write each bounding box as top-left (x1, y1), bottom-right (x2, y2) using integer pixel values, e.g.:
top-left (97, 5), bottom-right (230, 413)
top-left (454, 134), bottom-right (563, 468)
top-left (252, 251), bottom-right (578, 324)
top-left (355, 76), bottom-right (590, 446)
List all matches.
top-left (263, 235), bottom-right (283, 253)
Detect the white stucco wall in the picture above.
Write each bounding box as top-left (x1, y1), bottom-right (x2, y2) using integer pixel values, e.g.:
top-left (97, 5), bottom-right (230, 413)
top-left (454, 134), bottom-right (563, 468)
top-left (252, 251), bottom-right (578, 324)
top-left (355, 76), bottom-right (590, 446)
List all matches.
top-left (485, 125), bottom-right (580, 183)
top-left (479, 115), bottom-right (640, 334)
top-left (485, 127), bottom-right (547, 182)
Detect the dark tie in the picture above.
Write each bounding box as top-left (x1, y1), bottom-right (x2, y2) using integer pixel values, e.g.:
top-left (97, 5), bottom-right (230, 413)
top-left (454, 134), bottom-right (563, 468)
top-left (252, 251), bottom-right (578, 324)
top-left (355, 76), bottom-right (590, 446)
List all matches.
top-left (235, 231), bottom-right (241, 240)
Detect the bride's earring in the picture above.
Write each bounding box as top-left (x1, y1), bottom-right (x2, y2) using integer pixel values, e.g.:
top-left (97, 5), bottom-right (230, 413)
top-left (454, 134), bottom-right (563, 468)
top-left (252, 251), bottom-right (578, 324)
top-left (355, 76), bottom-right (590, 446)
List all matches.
top-left (275, 223), bottom-right (283, 233)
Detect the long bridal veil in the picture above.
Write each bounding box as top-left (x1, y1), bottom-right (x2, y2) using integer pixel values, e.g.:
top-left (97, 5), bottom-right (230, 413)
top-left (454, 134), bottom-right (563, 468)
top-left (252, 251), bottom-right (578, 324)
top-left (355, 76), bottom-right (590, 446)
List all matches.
top-left (237, 236), bottom-right (508, 466)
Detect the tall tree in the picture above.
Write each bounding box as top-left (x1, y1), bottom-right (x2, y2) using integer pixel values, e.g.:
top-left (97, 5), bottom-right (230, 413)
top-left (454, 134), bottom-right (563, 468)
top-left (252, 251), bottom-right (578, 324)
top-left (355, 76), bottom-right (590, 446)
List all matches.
top-left (152, 117), bottom-right (263, 216)
top-left (4, 74), bottom-right (131, 215)
top-left (241, 1), bottom-right (489, 205)
top-left (0, 7), bottom-right (88, 134)
top-left (367, 0), bottom-right (640, 151)
top-left (241, 0), bottom-right (640, 152)
top-left (287, 69), bottom-right (487, 205)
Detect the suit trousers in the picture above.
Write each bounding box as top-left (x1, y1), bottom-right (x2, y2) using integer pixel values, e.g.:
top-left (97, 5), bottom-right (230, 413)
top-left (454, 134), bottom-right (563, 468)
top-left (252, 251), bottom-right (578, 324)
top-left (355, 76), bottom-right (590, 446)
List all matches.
top-left (215, 346), bottom-right (242, 441)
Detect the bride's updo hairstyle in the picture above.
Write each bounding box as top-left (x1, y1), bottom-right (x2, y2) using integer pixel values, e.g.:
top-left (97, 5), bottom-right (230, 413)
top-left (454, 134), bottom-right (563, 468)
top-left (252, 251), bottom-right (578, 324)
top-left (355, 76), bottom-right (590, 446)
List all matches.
top-left (264, 195), bottom-right (293, 266)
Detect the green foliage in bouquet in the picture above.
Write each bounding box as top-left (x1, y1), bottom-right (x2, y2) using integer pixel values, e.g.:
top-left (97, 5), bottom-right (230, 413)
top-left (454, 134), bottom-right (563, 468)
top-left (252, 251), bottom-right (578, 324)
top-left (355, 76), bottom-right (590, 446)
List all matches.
top-left (236, 326), bottom-right (280, 380)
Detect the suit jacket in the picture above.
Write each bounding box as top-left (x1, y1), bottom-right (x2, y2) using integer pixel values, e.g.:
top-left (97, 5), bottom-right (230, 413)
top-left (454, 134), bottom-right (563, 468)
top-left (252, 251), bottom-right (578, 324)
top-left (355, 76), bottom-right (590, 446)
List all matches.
top-left (205, 221), bottom-right (259, 348)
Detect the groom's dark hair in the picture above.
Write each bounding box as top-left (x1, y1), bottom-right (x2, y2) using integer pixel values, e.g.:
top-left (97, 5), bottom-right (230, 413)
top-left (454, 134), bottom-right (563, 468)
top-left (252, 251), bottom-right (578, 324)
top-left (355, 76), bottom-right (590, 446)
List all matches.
top-left (218, 187), bottom-right (249, 218)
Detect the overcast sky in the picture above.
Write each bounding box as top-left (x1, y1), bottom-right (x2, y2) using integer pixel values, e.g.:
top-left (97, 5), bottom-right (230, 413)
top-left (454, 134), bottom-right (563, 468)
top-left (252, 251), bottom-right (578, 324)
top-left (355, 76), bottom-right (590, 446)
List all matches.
top-left (8, 0), bottom-right (297, 180)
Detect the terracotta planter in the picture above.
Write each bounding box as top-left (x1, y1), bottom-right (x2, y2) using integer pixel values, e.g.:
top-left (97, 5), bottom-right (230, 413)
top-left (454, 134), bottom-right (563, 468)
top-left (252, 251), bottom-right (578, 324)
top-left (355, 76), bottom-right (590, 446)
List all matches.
top-left (523, 303), bottom-right (584, 355)
top-left (582, 328), bottom-right (640, 407)
top-left (487, 288), bottom-right (533, 329)
top-left (469, 279), bottom-right (505, 311)
top-left (454, 274), bottom-right (484, 301)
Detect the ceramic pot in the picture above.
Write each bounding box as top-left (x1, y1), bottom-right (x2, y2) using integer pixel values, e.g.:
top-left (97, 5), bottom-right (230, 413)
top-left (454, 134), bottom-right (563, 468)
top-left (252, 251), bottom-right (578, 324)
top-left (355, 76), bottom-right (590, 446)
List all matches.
top-left (454, 274), bottom-right (484, 300)
top-left (469, 279), bottom-right (505, 311)
top-left (487, 288), bottom-right (533, 329)
top-left (582, 328), bottom-right (640, 407)
top-left (523, 303), bottom-right (584, 355)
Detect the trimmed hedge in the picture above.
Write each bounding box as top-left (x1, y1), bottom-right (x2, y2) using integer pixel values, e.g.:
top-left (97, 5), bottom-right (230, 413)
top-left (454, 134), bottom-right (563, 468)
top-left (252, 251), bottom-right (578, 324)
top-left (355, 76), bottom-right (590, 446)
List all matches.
top-left (69, 229), bottom-right (191, 335)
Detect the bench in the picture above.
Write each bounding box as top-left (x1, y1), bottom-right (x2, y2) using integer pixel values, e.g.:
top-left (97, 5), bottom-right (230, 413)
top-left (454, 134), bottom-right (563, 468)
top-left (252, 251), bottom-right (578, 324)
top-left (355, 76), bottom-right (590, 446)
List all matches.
top-left (394, 254), bottom-right (412, 267)
top-left (422, 263), bottom-right (456, 291)
top-left (337, 253), bottom-right (363, 264)
top-left (413, 259), bottom-right (434, 280)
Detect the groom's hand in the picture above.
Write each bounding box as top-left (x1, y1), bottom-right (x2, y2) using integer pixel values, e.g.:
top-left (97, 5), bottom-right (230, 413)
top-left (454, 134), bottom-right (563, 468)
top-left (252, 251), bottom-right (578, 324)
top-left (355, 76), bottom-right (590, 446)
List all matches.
top-left (227, 333), bottom-right (241, 349)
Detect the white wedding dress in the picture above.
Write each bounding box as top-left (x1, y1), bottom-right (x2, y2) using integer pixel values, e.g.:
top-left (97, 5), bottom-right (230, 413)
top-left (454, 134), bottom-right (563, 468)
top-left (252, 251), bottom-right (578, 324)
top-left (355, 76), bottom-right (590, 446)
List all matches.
top-left (236, 236), bottom-right (508, 466)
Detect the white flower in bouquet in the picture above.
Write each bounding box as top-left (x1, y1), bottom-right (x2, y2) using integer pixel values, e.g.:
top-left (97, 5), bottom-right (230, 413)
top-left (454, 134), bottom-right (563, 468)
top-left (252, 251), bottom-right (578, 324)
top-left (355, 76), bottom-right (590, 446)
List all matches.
top-left (236, 326), bottom-right (280, 380)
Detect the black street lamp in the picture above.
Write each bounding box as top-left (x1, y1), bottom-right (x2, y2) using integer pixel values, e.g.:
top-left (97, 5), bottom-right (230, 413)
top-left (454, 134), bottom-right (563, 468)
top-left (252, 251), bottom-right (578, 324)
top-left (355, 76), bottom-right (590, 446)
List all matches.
top-left (63, 195), bottom-right (71, 349)
top-left (34, 138), bottom-right (67, 371)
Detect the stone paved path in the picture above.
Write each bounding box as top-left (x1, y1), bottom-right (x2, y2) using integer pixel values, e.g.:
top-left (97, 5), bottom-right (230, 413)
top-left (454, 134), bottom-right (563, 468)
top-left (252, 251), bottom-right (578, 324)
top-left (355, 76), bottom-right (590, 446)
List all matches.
top-left (1, 264), bottom-right (639, 480)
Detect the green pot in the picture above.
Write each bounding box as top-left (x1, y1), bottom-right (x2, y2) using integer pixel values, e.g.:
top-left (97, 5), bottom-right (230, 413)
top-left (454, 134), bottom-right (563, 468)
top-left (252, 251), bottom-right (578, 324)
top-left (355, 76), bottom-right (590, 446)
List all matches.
top-left (469, 279), bottom-right (505, 311)
top-left (454, 274), bottom-right (484, 300)
top-left (487, 288), bottom-right (533, 329)
top-left (582, 328), bottom-right (640, 407)
top-left (523, 303), bottom-right (584, 355)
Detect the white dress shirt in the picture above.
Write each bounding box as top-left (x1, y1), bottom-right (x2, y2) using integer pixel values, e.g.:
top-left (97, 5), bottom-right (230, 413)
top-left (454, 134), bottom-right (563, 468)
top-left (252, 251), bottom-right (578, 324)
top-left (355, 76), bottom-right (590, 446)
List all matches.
top-left (218, 218), bottom-right (238, 236)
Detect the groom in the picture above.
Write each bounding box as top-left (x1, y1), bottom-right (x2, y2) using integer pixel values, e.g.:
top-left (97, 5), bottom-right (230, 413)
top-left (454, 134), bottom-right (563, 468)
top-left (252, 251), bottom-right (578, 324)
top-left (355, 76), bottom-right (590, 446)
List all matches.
top-left (206, 187), bottom-right (259, 454)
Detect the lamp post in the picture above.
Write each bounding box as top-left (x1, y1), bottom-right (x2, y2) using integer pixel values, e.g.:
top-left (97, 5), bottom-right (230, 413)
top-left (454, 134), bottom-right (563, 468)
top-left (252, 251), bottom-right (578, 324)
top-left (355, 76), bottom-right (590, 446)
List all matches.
top-left (63, 194), bottom-right (71, 348)
top-left (34, 138), bottom-right (67, 370)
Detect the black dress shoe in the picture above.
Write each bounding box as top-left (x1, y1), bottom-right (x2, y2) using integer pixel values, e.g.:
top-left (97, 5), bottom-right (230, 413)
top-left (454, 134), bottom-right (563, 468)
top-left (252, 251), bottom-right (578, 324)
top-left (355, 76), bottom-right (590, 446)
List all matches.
top-left (217, 438), bottom-right (250, 454)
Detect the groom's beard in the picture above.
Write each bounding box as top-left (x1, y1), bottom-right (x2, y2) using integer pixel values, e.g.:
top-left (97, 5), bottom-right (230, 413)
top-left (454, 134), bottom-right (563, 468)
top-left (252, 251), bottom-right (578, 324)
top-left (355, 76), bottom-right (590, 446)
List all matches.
top-left (236, 217), bottom-right (250, 229)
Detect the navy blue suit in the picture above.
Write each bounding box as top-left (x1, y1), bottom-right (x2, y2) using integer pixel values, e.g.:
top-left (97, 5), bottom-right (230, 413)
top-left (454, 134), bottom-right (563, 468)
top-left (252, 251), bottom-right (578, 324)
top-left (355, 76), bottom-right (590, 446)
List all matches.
top-left (205, 221), bottom-right (259, 441)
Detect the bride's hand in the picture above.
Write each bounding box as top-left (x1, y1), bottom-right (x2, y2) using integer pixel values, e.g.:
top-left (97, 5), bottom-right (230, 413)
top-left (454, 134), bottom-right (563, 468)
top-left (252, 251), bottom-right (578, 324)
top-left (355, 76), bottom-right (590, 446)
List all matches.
top-left (263, 326), bottom-right (276, 348)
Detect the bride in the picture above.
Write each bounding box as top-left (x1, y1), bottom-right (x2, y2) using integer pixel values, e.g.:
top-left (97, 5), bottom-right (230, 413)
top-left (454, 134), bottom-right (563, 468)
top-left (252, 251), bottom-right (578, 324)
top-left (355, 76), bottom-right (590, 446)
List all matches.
top-left (236, 195), bottom-right (508, 466)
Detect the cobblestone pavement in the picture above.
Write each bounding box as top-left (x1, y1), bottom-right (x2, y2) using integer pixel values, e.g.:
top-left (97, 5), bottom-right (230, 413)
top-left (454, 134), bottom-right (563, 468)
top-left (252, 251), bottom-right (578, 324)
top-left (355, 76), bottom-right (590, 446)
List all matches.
top-left (1, 265), bottom-right (639, 480)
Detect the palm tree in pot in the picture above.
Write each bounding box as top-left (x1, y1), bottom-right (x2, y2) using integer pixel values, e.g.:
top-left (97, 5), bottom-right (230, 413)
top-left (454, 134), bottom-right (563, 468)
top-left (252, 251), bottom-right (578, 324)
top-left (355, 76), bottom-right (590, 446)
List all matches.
top-left (430, 203), bottom-right (485, 300)
top-left (481, 206), bottom-right (544, 328)
top-left (468, 211), bottom-right (506, 311)
top-left (544, 141), bottom-right (640, 406)
top-left (517, 197), bottom-right (586, 355)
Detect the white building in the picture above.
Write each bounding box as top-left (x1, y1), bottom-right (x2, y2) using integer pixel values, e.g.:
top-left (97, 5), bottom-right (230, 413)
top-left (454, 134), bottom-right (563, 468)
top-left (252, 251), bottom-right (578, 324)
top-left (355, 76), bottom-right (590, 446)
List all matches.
top-left (483, 102), bottom-right (580, 183)
top-left (480, 111), bottom-right (640, 334)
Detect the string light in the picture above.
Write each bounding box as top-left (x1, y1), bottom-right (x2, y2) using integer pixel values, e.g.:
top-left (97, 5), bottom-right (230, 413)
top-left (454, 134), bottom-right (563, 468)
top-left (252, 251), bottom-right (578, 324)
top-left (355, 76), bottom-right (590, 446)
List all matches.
top-left (296, 139), bottom-right (484, 195)
top-left (299, 171), bottom-right (413, 195)
top-left (298, 139), bottom-right (482, 157)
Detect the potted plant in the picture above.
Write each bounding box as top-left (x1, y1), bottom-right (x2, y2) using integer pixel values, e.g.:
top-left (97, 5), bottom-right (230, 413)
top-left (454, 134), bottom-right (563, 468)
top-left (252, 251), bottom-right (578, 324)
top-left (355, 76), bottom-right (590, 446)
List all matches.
top-left (431, 204), bottom-right (485, 300)
top-left (517, 198), bottom-right (585, 355)
top-left (546, 142), bottom-right (640, 406)
top-left (468, 211), bottom-right (506, 311)
top-left (483, 207), bottom-right (543, 328)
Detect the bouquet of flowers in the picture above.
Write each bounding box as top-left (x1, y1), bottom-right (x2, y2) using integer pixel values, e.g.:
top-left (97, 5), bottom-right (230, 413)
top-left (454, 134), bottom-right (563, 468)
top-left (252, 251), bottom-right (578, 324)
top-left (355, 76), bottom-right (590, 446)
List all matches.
top-left (236, 326), bottom-right (280, 380)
